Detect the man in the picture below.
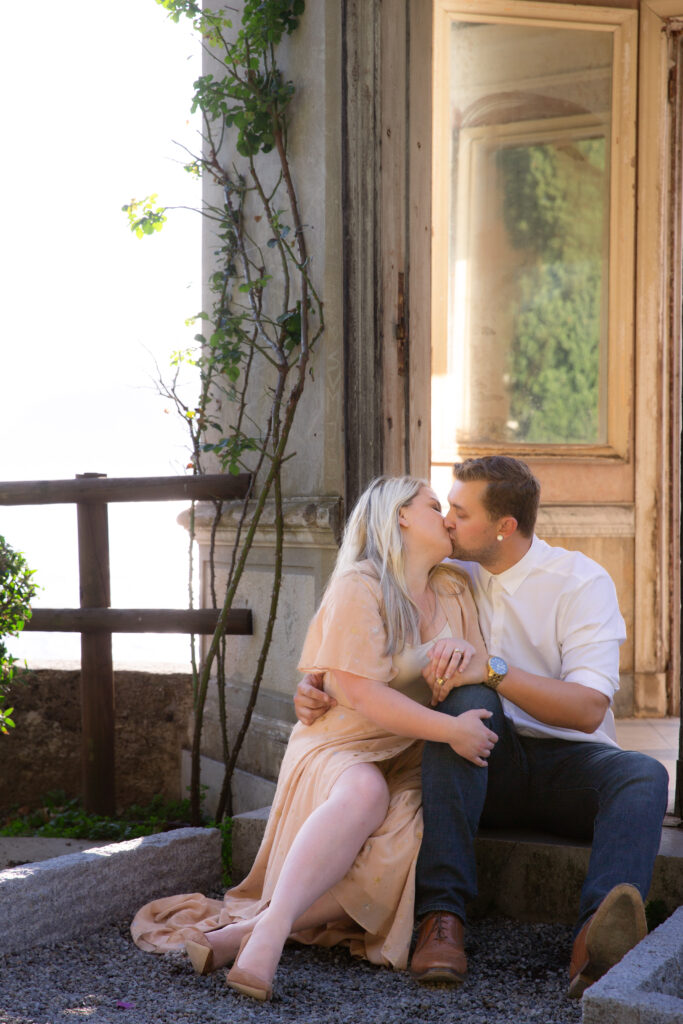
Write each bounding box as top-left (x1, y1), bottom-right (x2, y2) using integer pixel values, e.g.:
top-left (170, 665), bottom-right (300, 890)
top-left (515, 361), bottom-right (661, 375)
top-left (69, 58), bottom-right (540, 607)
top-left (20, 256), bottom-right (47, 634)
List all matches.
top-left (294, 456), bottom-right (669, 997)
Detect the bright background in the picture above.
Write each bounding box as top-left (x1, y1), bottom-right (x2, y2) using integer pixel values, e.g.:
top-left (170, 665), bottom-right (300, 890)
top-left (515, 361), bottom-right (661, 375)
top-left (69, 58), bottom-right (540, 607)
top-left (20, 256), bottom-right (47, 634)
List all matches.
top-left (0, 1), bottom-right (203, 667)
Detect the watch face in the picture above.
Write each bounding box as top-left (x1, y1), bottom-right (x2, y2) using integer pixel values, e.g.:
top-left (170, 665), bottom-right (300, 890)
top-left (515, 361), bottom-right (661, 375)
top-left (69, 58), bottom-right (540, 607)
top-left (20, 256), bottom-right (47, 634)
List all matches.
top-left (489, 656), bottom-right (507, 675)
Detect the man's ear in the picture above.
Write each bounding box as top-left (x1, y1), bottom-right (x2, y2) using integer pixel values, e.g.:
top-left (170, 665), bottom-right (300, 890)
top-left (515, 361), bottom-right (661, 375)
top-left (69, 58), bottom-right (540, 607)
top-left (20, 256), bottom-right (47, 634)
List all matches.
top-left (498, 516), bottom-right (518, 539)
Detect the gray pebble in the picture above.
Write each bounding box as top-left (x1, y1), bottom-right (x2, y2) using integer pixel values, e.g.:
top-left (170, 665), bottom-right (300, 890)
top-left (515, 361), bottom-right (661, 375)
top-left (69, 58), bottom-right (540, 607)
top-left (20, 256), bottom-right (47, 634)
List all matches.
top-left (0, 916), bottom-right (582, 1024)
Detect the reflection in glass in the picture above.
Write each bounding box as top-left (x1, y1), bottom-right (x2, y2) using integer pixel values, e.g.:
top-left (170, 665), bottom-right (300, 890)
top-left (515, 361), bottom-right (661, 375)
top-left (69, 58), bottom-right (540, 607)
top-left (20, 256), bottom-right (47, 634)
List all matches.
top-left (499, 135), bottom-right (607, 443)
top-left (432, 22), bottom-right (613, 453)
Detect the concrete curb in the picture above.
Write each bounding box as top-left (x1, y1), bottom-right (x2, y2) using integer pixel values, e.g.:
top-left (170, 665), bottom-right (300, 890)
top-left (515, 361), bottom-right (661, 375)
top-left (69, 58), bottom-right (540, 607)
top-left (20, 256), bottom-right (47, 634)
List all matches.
top-left (0, 827), bottom-right (222, 955)
top-left (582, 906), bottom-right (683, 1023)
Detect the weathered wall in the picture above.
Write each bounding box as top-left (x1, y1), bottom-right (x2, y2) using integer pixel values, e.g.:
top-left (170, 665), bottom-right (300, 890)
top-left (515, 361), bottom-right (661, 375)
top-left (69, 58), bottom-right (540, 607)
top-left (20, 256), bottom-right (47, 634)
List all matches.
top-left (0, 669), bottom-right (193, 814)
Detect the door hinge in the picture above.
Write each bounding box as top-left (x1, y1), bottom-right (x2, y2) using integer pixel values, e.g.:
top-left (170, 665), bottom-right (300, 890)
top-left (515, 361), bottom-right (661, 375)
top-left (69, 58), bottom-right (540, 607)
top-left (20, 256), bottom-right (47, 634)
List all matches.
top-left (395, 271), bottom-right (407, 376)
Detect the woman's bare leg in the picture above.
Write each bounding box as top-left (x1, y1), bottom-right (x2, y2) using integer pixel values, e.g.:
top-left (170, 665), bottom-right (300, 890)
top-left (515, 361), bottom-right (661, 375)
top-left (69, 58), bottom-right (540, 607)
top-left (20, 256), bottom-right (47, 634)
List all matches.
top-left (291, 890), bottom-right (352, 931)
top-left (231, 762), bottom-right (389, 984)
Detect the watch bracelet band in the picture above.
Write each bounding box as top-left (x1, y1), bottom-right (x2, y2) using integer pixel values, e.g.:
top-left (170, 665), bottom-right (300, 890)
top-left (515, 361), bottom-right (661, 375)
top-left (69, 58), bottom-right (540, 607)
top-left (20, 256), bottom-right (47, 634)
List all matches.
top-left (485, 673), bottom-right (504, 690)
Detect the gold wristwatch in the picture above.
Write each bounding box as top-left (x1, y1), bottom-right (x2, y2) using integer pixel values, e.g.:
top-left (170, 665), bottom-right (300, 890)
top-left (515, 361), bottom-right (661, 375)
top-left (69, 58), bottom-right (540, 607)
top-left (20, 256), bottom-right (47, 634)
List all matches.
top-left (486, 656), bottom-right (508, 690)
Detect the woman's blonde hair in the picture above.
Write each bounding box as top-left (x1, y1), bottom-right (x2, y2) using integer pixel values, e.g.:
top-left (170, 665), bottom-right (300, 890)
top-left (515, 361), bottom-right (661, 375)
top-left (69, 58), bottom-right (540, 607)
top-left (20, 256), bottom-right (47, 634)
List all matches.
top-left (329, 475), bottom-right (459, 655)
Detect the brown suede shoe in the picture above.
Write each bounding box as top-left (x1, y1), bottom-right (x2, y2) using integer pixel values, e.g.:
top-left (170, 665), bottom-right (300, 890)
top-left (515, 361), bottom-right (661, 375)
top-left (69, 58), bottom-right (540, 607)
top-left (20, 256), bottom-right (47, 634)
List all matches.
top-left (409, 912), bottom-right (467, 984)
top-left (568, 884), bottom-right (647, 999)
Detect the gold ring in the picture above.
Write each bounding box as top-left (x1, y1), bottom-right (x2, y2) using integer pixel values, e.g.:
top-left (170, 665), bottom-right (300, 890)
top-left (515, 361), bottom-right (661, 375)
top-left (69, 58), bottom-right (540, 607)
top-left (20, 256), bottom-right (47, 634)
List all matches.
top-left (436, 677), bottom-right (445, 686)
top-left (454, 649), bottom-right (462, 655)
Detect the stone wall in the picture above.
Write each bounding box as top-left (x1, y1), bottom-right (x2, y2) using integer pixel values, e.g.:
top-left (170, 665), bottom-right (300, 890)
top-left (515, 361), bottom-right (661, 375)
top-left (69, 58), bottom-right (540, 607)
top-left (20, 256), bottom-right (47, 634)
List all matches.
top-left (0, 668), bottom-right (193, 815)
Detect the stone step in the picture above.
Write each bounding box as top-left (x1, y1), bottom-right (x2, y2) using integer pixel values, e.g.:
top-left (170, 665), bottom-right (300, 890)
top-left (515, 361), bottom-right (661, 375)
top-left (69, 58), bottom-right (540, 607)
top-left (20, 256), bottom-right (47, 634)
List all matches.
top-left (2, 815), bottom-right (680, 962)
top-left (232, 809), bottom-right (683, 924)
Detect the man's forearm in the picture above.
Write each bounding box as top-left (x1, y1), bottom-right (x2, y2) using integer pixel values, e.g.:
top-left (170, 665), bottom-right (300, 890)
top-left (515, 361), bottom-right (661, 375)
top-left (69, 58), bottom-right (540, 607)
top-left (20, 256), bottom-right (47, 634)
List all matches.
top-left (496, 667), bottom-right (610, 733)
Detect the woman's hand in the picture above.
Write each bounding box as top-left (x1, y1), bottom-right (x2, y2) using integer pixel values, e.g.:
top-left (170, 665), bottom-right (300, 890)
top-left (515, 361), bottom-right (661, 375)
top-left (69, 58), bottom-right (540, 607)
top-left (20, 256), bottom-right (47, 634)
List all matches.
top-left (423, 638), bottom-right (477, 705)
top-left (447, 708), bottom-right (498, 767)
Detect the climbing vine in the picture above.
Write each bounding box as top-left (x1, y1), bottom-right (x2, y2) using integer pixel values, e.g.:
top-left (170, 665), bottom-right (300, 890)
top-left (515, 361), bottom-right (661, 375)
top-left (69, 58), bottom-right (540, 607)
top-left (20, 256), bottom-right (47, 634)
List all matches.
top-left (125, 0), bottom-right (323, 823)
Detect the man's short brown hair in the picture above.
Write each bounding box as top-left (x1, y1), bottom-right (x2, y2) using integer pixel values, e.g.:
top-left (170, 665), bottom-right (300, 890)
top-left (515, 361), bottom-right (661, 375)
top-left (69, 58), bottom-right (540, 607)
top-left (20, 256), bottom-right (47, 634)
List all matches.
top-left (453, 456), bottom-right (540, 537)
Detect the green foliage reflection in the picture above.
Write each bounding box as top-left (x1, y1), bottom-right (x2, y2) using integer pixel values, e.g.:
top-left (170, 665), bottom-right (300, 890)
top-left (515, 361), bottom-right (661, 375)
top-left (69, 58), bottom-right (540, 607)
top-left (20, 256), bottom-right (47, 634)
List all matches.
top-left (498, 137), bottom-right (606, 444)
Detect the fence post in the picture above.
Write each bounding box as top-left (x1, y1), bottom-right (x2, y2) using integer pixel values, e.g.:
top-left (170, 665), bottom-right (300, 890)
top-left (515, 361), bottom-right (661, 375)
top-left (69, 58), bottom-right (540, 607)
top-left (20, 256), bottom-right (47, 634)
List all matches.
top-left (76, 473), bottom-right (115, 815)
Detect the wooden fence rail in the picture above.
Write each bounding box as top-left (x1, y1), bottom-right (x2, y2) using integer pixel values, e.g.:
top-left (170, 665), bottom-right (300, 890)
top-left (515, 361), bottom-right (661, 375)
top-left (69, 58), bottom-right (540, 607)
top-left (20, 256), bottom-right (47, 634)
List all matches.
top-left (24, 608), bottom-right (251, 634)
top-left (0, 472), bottom-right (253, 815)
top-left (0, 473), bottom-right (251, 505)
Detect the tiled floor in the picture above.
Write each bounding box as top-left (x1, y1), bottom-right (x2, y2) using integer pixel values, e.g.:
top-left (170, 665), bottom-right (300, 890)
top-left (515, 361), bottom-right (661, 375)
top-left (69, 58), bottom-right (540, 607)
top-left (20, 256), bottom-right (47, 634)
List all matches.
top-left (615, 717), bottom-right (680, 813)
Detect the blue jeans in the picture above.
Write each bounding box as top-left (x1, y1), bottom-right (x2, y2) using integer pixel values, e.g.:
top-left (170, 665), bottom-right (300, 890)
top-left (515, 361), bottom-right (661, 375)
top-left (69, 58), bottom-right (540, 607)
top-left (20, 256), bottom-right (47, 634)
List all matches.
top-left (415, 684), bottom-right (669, 935)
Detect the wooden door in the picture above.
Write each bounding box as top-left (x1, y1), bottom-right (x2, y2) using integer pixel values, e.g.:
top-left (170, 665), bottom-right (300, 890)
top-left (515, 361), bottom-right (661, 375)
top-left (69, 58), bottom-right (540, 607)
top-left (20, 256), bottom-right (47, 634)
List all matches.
top-left (403, 0), bottom-right (683, 716)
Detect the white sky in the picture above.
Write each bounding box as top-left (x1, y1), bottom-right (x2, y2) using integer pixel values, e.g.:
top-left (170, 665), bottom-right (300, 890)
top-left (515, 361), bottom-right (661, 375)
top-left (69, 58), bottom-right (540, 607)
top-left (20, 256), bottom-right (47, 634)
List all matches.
top-left (1, 1), bottom-right (204, 667)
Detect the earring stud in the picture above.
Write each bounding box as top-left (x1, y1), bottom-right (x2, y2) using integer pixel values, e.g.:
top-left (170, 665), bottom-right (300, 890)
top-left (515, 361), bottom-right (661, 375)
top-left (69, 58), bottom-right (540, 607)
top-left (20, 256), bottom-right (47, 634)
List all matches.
top-left (496, 533), bottom-right (503, 542)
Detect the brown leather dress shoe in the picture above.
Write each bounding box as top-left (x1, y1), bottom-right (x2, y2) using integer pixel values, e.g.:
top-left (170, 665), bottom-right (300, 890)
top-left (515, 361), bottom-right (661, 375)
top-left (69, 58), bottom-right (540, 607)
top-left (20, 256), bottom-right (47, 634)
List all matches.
top-left (409, 911), bottom-right (467, 984)
top-left (568, 884), bottom-right (647, 999)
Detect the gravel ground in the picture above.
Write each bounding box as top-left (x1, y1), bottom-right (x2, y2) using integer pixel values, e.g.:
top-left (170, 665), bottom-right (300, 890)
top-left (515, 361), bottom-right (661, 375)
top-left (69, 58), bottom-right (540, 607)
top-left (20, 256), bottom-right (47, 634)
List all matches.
top-left (0, 916), bottom-right (583, 1024)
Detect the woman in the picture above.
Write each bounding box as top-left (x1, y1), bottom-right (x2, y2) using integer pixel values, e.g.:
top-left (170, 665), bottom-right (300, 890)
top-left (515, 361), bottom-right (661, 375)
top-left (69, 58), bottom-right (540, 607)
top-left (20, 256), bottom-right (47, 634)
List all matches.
top-left (131, 476), bottom-right (496, 1000)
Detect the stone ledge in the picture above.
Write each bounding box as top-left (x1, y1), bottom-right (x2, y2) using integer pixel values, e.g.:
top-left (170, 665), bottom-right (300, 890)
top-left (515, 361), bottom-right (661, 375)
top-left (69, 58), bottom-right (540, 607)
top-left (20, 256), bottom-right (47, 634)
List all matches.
top-left (178, 495), bottom-right (343, 548)
top-left (0, 837), bottom-right (112, 870)
top-left (0, 828), bottom-right (222, 955)
top-left (471, 826), bottom-right (683, 923)
top-left (582, 906), bottom-right (683, 1023)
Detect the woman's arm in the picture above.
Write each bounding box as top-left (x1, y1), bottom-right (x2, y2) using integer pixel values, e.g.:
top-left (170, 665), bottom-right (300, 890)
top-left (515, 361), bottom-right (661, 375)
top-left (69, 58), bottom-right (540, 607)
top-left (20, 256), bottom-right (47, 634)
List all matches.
top-left (333, 668), bottom-right (497, 766)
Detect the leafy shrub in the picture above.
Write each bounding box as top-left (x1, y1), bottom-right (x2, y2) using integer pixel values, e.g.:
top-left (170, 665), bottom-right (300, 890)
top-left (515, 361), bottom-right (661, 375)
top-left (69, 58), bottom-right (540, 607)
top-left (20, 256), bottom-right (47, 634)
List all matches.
top-left (0, 535), bottom-right (38, 733)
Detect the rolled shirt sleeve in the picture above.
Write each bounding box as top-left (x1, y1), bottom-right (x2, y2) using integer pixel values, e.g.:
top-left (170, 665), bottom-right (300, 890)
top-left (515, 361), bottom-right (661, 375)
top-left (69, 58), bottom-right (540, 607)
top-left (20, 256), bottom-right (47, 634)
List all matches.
top-left (556, 573), bottom-right (626, 703)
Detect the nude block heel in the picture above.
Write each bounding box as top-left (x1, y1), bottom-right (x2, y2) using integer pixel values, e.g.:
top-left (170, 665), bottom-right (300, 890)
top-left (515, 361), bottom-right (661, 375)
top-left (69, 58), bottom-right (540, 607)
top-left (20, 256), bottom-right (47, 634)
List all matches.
top-left (225, 935), bottom-right (274, 1002)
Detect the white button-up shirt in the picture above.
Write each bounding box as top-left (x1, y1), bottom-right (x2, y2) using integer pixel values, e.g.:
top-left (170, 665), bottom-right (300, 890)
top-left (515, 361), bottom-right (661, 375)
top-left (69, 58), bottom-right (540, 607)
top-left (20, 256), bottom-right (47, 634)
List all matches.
top-left (454, 535), bottom-right (626, 747)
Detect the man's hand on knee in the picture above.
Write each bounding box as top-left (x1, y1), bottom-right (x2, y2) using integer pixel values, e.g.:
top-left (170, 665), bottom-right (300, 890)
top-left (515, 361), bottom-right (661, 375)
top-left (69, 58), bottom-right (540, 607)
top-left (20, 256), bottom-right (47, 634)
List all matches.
top-left (294, 672), bottom-right (336, 725)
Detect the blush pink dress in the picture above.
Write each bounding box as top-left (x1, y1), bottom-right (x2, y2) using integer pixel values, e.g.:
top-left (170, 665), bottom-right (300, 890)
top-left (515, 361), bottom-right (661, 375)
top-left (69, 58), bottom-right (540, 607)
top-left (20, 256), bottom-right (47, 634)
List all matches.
top-left (130, 563), bottom-right (487, 970)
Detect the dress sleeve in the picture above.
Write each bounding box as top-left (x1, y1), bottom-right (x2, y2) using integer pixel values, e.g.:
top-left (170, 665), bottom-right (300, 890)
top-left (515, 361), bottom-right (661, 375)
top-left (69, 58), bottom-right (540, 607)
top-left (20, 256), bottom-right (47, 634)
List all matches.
top-left (458, 582), bottom-right (488, 656)
top-left (297, 571), bottom-right (397, 682)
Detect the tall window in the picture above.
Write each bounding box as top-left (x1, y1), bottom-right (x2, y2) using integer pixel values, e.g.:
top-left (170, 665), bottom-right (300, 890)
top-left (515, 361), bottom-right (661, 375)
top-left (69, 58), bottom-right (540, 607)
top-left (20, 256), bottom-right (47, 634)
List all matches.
top-left (432, 2), bottom-right (635, 469)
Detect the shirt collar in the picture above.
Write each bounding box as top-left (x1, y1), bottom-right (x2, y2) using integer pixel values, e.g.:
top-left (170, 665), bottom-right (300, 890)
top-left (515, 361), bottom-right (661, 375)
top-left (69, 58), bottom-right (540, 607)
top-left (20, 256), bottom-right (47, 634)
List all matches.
top-left (478, 534), bottom-right (542, 596)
